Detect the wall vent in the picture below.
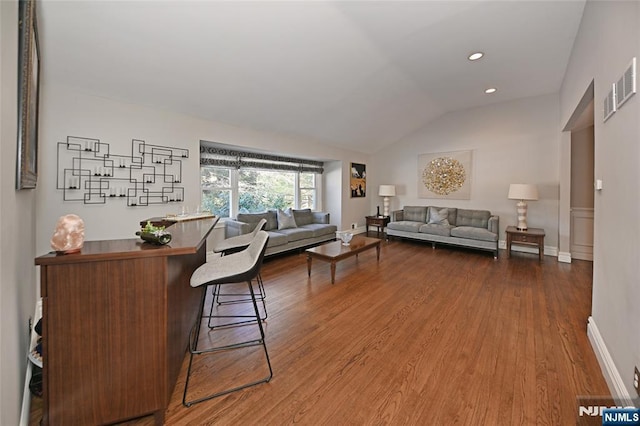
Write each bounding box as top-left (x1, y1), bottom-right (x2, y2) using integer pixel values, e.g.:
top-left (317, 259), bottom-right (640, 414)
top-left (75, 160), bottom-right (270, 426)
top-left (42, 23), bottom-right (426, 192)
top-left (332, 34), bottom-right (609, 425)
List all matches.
top-left (603, 83), bottom-right (616, 122)
top-left (615, 57), bottom-right (636, 109)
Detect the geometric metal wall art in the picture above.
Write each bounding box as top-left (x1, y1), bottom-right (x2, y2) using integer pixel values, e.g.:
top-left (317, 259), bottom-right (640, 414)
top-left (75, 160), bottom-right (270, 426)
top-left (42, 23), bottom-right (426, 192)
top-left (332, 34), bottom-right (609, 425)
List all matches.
top-left (56, 136), bottom-right (188, 206)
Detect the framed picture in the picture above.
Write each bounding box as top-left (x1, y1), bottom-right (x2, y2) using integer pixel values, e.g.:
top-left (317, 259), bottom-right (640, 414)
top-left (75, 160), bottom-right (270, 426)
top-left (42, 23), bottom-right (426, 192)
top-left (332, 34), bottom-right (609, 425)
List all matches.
top-left (16, 0), bottom-right (40, 189)
top-left (418, 150), bottom-right (472, 200)
top-left (350, 163), bottom-right (366, 198)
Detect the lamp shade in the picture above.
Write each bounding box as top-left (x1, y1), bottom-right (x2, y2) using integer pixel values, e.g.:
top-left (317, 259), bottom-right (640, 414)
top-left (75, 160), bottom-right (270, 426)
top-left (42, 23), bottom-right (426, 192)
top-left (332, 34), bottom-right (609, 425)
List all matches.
top-left (508, 184), bottom-right (538, 201)
top-left (378, 185), bottom-right (396, 197)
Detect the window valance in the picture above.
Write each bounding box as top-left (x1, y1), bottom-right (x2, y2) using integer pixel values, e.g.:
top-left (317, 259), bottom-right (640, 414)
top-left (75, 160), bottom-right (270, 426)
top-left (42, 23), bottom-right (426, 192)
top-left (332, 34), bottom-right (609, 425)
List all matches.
top-left (200, 142), bottom-right (324, 174)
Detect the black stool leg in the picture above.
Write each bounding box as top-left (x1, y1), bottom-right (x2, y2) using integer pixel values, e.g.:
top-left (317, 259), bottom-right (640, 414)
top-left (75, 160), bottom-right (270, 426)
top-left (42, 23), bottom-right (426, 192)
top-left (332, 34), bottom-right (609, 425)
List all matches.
top-left (206, 275), bottom-right (267, 329)
top-left (182, 286), bottom-right (207, 407)
top-left (247, 280), bottom-right (273, 380)
top-left (182, 281), bottom-right (272, 407)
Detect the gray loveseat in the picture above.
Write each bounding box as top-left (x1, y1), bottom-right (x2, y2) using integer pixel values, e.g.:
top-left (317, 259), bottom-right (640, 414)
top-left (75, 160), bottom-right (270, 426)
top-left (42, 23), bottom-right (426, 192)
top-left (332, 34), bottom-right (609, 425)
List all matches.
top-left (224, 209), bottom-right (337, 256)
top-left (387, 206), bottom-right (499, 258)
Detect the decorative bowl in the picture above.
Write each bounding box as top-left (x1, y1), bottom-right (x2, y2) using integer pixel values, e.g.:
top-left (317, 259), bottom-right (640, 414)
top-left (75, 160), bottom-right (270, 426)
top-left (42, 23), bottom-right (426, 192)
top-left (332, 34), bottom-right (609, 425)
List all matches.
top-left (136, 231), bottom-right (172, 245)
top-left (340, 232), bottom-right (353, 246)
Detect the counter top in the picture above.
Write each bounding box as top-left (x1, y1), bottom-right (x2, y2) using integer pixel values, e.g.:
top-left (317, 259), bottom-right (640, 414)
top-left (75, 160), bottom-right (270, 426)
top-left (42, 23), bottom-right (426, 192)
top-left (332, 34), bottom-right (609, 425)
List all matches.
top-left (35, 216), bottom-right (218, 265)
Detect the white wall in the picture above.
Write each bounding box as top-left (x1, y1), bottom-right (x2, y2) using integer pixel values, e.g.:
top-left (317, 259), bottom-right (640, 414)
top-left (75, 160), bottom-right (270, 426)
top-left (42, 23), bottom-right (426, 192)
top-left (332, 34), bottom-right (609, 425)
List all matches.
top-left (323, 160), bottom-right (343, 231)
top-left (36, 83), bottom-right (372, 255)
top-left (371, 93), bottom-right (561, 250)
top-left (560, 1), bottom-right (640, 400)
top-left (1, 1), bottom-right (39, 424)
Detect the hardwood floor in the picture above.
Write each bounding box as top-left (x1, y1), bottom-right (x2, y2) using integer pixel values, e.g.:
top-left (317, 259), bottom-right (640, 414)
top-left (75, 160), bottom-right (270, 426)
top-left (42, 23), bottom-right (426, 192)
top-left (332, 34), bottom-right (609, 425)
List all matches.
top-left (30, 236), bottom-right (610, 425)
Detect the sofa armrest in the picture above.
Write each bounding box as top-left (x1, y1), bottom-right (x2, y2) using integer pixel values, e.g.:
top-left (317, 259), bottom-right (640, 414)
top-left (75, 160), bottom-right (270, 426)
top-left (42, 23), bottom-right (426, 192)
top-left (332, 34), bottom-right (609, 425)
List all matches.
top-left (488, 215), bottom-right (499, 234)
top-left (224, 219), bottom-right (252, 238)
top-left (312, 212), bottom-right (330, 224)
top-left (391, 210), bottom-right (404, 221)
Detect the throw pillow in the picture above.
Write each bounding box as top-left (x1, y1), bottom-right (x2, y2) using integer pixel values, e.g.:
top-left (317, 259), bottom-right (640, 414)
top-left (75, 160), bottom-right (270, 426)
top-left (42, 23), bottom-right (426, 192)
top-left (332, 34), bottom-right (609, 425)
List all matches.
top-left (277, 208), bottom-right (298, 230)
top-left (428, 207), bottom-right (450, 225)
top-left (292, 209), bottom-right (314, 226)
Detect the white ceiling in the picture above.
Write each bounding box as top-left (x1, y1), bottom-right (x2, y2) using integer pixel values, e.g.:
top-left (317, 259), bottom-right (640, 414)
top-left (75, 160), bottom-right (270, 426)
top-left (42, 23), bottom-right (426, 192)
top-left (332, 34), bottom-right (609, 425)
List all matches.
top-left (39, 0), bottom-right (586, 153)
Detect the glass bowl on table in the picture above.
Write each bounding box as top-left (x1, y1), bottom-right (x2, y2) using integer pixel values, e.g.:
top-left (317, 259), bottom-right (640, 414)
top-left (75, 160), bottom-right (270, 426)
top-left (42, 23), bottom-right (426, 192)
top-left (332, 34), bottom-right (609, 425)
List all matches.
top-left (340, 232), bottom-right (353, 246)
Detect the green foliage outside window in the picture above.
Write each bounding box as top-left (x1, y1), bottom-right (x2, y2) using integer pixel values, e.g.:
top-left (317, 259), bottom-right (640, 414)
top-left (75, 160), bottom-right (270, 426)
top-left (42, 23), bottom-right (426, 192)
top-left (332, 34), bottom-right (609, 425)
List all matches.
top-left (238, 169), bottom-right (294, 213)
top-left (201, 167), bottom-right (231, 218)
top-left (202, 189), bottom-right (230, 218)
top-left (201, 166), bottom-right (316, 217)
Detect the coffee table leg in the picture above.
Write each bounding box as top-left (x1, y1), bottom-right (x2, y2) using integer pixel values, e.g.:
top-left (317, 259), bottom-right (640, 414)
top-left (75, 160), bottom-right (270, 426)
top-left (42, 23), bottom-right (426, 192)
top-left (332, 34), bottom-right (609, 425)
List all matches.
top-left (376, 243), bottom-right (380, 261)
top-left (330, 261), bottom-right (336, 284)
top-left (307, 254), bottom-right (312, 277)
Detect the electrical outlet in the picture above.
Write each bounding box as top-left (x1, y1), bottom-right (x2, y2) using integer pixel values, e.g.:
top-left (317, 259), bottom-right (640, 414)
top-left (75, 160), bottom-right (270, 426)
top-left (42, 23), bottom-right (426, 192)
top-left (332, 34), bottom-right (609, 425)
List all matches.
top-left (634, 367), bottom-right (640, 396)
top-left (351, 223), bottom-right (357, 229)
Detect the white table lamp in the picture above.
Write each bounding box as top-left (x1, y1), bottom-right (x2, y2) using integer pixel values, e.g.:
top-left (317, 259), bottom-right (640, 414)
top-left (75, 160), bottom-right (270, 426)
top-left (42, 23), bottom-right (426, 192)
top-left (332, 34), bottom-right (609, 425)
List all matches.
top-left (507, 184), bottom-right (538, 230)
top-left (378, 185), bottom-right (396, 217)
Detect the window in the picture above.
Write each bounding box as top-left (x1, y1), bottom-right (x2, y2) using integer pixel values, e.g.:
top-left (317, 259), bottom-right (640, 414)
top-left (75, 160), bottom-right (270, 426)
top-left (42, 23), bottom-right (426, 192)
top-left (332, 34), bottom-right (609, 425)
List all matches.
top-left (200, 142), bottom-right (323, 218)
top-left (299, 173), bottom-right (316, 209)
top-left (238, 169), bottom-right (295, 213)
top-left (201, 166), bottom-right (318, 218)
top-left (201, 167), bottom-right (231, 218)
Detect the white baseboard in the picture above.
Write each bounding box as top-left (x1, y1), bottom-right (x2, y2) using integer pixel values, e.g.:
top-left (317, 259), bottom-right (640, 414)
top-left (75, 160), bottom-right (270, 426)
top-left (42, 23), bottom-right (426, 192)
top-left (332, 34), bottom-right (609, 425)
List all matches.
top-left (19, 364), bottom-right (33, 426)
top-left (558, 251), bottom-right (572, 263)
top-left (587, 316), bottom-right (633, 404)
top-left (339, 227), bottom-right (365, 234)
top-left (20, 299), bottom-right (42, 426)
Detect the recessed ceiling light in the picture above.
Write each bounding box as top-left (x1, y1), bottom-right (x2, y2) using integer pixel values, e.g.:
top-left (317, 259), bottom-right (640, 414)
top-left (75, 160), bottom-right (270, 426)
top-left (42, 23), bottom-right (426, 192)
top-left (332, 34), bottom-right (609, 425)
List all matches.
top-left (468, 52), bottom-right (484, 61)
top-left (485, 87), bottom-right (497, 94)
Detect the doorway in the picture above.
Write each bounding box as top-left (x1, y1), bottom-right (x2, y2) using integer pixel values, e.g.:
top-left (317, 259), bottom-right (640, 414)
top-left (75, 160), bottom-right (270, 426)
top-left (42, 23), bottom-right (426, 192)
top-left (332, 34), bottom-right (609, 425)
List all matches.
top-left (564, 84), bottom-right (595, 261)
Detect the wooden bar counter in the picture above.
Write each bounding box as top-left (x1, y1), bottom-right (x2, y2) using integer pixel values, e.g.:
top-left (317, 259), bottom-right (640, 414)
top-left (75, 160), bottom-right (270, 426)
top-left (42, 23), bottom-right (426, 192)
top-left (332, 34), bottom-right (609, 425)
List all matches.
top-left (35, 217), bottom-right (218, 425)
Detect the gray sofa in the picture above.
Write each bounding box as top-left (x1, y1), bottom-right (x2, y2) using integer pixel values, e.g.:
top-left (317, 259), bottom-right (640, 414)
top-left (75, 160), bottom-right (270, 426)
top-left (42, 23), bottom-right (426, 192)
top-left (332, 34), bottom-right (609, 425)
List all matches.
top-left (224, 209), bottom-right (337, 256)
top-left (387, 206), bottom-right (499, 258)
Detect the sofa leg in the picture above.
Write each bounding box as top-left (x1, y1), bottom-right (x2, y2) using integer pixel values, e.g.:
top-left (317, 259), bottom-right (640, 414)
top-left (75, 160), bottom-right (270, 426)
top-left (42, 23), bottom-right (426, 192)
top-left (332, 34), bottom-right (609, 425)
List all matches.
top-left (431, 242), bottom-right (436, 249)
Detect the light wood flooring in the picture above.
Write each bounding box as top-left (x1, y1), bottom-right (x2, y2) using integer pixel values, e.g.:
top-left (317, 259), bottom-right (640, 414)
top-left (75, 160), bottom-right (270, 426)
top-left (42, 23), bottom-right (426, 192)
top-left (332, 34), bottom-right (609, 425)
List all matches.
top-left (31, 235), bottom-right (610, 425)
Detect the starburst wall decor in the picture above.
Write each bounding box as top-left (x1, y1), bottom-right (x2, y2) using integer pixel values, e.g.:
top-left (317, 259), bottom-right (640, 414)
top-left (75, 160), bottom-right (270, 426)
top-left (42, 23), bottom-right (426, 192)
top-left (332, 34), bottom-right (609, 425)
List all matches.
top-left (418, 150), bottom-right (472, 199)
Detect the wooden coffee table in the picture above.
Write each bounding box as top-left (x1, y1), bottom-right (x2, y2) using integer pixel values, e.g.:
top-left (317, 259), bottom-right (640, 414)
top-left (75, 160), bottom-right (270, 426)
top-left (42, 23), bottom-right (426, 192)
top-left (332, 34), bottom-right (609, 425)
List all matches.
top-left (306, 236), bottom-right (381, 284)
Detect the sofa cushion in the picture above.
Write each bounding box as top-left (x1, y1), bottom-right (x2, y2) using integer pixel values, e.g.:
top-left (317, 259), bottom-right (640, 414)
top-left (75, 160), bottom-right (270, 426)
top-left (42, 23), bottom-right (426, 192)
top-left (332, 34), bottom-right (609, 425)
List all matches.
top-left (456, 209), bottom-right (490, 229)
top-left (419, 223), bottom-right (453, 237)
top-left (403, 206), bottom-right (428, 223)
top-left (277, 208), bottom-right (298, 230)
top-left (450, 226), bottom-right (498, 242)
top-left (273, 227), bottom-right (314, 242)
top-left (237, 211), bottom-right (278, 231)
top-left (300, 223), bottom-right (338, 237)
top-left (387, 221), bottom-right (423, 233)
top-left (266, 210), bottom-right (279, 231)
top-left (427, 207), bottom-right (450, 225)
top-left (292, 209), bottom-right (314, 226)
top-left (429, 206), bottom-right (458, 226)
top-left (266, 231), bottom-right (289, 247)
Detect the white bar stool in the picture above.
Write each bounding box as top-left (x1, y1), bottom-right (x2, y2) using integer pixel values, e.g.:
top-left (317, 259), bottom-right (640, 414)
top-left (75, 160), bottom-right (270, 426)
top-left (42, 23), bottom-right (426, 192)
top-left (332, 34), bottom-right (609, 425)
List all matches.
top-left (209, 218), bottom-right (268, 327)
top-left (183, 231), bottom-right (272, 406)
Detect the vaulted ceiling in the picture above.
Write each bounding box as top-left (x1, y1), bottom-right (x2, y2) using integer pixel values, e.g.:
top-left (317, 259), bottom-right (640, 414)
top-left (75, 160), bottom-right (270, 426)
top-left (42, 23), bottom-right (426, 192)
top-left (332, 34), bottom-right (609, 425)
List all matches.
top-left (39, 0), bottom-right (586, 153)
